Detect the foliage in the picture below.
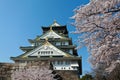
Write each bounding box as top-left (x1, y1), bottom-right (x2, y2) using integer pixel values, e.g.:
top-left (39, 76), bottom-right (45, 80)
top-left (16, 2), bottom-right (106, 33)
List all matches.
top-left (0, 63), bottom-right (13, 79)
top-left (80, 74), bottom-right (93, 80)
top-left (73, 0), bottom-right (120, 77)
top-left (92, 63), bottom-right (120, 80)
top-left (106, 63), bottom-right (120, 80)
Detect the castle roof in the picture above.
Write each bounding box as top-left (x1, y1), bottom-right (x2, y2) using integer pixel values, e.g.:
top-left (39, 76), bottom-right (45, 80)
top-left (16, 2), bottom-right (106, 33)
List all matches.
top-left (39, 27), bottom-right (67, 39)
top-left (50, 20), bottom-right (61, 27)
top-left (11, 39), bottom-right (80, 61)
top-left (11, 20), bottom-right (80, 60)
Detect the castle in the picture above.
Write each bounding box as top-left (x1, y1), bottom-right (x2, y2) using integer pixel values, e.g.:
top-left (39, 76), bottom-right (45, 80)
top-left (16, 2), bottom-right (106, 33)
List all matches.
top-left (0, 21), bottom-right (82, 80)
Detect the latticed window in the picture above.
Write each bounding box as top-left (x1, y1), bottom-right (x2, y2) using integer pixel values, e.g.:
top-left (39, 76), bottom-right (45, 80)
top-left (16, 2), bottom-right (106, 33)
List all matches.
top-left (38, 51), bottom-right (53, 55)
top-left (65, 61), bottom-right (70, 65)
top-left (57, 61), bottom-right (63, 65)
top-left (51, 51), bottom-right (53, 54)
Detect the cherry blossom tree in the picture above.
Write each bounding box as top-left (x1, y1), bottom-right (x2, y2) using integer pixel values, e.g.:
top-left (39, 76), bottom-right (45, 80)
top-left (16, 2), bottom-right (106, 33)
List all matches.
top-left (11, 61), bottom-right (61, 80)
top-left (107, 63), bottom-right (120, 80)
top-left (73, 0), bottom-right (120, 75)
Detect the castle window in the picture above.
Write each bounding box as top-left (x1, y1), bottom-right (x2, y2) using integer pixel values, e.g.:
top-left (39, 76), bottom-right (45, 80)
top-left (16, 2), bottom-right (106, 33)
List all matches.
top-left (65, 61), bottom-right (70, 65)
top-left (52, 61), bottom-right (55, 65)
top-left (61, 42), bottom-right (65, 45)
top-left (69, 49), bottom-right (73, 54)
top-left (71, 61), bottom-right (77, 64)
top-left (57, 61), bottom-right (60, 65)
top-left (73, 67), bottom-right (77, 70)
top-left (57, 61), bottom-right (63, 65)
top-left (61, 41), bottom-right (68, 45)
top-left (40, 51), bottom-right (53, 55)
top-left (43, 51), bottom-right (45, 54)
top-left (69, 67), bottom-right (71, 69)
top-left (38, 52), bottom-right (40, 54)
top-left (64, 49), bottom-right (69, 53)
top-left (48, 51), bottom-right (50, 54)
top-left (51, 51), bottom-right (53, 54)
top-left (56, 42), bottom-right (61, 45)
top-left (60, 61), bottom-right (63, 65)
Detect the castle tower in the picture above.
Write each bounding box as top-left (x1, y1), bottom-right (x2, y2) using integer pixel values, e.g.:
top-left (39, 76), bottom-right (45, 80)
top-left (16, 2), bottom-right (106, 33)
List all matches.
top-left (11, 21), bottom-right (82, 80)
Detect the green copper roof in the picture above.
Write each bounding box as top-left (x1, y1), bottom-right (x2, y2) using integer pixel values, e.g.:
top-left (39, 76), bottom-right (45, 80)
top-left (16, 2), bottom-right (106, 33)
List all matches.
top-left (34, 28), bottom-right (69, 41)
top-left (11, 21), bottom-right (80, 61)
top-left (11, 56), bottom-right (81, 61)
top-left (14, 40), bottom-right (75, 59)
top-left (28, 37), bottom-right (72, 44)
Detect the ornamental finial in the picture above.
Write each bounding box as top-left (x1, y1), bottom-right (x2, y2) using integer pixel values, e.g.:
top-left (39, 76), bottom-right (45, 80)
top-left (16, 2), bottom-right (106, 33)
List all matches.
top-left (50, 20), bottom-right (61, 27)
top-left (54, 19), bottom-right (57, 23)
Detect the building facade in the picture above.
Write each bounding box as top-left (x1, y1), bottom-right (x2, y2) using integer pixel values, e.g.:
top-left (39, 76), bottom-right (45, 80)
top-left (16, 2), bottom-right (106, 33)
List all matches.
top-left (0, 21), bottom-right (82, 80)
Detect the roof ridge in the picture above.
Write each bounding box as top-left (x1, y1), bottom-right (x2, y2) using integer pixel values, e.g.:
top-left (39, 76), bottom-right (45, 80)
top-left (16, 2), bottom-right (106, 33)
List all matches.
top-left (38, 27), bottom-right (67, 39)
top-left (50, 20), bottom-right (61, 27)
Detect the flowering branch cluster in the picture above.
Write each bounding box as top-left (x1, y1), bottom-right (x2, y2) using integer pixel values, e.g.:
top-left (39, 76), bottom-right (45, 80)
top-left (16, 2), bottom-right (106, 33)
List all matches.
top-left (73, 0), bottom-right (120, 73)
top-left (11, 61), bottom-right (58, 80)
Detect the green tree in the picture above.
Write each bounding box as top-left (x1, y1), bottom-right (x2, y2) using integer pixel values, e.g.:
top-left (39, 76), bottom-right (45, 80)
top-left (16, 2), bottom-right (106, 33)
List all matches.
top-left (80, 74), bottom-right (93, 80)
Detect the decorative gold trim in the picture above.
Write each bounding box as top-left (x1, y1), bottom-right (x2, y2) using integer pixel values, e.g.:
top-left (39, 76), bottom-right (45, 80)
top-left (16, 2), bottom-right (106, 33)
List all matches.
top-left (36, 37), bottom-right (40, 41)
top-left (45, 37), bottom-right (48, 41)
top-left (50, 26), bottom-right (53, 31)
top-left (44, 38), bottom-right (50, 45)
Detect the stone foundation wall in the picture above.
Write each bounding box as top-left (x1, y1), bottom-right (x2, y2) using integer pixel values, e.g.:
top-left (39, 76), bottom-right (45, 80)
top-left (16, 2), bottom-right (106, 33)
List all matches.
top-left (0, 61), bottom-right (80, 80)
top-left (0, 63), bottom-right (13, 80)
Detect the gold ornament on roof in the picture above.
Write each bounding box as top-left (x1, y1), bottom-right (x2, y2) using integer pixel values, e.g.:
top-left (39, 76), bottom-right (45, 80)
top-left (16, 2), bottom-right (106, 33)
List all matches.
top-left (36, 37), bottom-right (40, 41)
top-left (45, 37), bottom-right (48, 41)
top-left (53, 19), bottom-right (57, 23)
top-left (44, 37), bottom-right (50, 45)
top-left (50, 26), bottom-right (53, 31)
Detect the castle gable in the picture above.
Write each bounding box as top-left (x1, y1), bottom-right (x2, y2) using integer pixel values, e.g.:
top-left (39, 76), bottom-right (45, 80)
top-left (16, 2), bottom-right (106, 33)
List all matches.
top-left (40, 29), bottom-right (63, 39)
top-left (22, 41), bottom-right (73, 58)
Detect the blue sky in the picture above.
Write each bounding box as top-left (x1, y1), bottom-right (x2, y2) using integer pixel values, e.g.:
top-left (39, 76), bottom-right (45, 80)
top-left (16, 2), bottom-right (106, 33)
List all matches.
top-left (0, 0), bottom-right (90, 74)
